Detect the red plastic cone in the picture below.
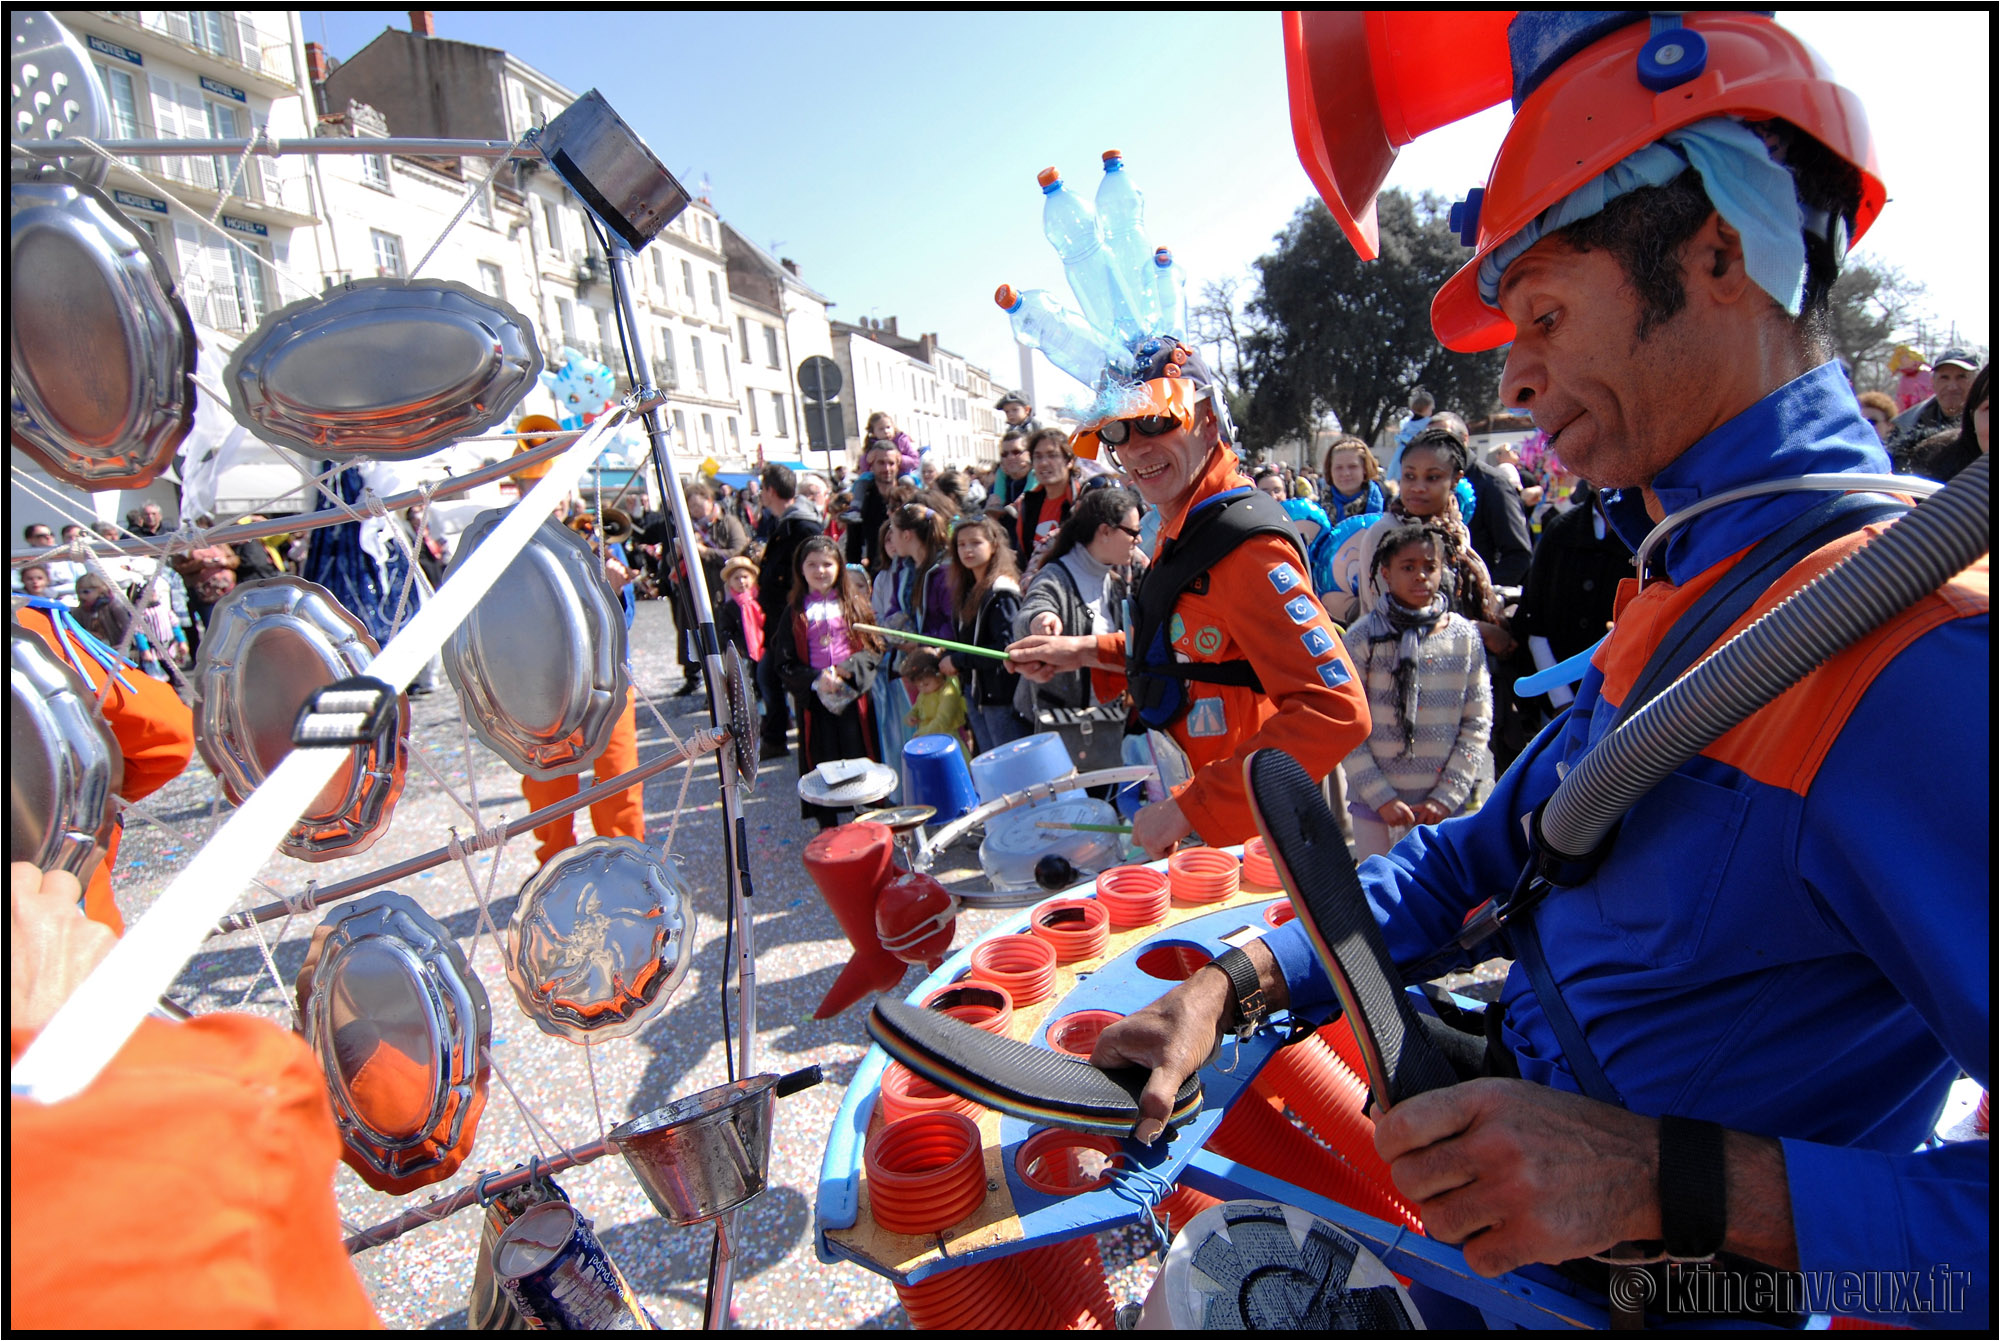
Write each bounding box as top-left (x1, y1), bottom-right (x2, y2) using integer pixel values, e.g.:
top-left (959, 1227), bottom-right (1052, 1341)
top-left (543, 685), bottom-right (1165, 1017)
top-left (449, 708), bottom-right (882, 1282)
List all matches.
top-left (804, 823), bottom-right (909, 1018)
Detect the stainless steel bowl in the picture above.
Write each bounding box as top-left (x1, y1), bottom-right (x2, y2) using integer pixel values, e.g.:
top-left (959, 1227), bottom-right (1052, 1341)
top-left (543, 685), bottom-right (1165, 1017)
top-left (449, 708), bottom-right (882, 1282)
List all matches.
top-left (442, 510), bottom-right (628, 779)
top-left (9, 626), bottom-right (123, 880)
top-left (609, 1074), bottom-right (780, 1225)
top-left (192, 575), bottom-right (406, 860)
top-left (9, 169), bottom-right (196, 489)
top-left (225, 278), bottom-right (543, 461)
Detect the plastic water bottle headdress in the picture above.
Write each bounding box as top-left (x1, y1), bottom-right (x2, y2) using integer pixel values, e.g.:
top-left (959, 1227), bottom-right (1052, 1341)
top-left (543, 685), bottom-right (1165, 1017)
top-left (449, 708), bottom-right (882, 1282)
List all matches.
top-left (995, 151), bottom-right (1232, 460)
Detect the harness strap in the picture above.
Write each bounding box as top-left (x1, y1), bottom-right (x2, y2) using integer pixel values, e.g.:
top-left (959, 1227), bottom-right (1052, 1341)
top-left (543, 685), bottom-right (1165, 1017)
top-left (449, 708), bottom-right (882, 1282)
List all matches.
top-left (1512, 490), bottom-right (1909, 1105)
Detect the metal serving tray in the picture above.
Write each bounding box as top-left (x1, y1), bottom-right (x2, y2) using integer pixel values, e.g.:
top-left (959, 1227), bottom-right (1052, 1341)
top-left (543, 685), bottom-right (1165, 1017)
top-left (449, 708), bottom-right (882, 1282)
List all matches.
top-left (192, 576), bottom-right (406, 860)
top-left (506, 836), bottom-right (694, 1044)
top-left (224, 277), bottom-right (542, 461)
top-left (297, 891), bottom-right (491, 1193)
top-left (9, 169), bottom-right (196, 489)
top-left (9, 626), bottom-right (124, 880)
top-left (441, 510), bottom-right (629, 779)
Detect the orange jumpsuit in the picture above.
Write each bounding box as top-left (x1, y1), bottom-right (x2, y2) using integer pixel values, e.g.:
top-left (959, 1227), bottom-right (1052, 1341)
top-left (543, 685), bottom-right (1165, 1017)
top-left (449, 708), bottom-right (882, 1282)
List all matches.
top-left (9, 1014), bottom-right (383, 1329)
top-left (1092, 450), bottom-right (1371, 845)
top-left (17, 606), bottom-right (195, 936)
top-left (519, 687), bottom-right (644, 865)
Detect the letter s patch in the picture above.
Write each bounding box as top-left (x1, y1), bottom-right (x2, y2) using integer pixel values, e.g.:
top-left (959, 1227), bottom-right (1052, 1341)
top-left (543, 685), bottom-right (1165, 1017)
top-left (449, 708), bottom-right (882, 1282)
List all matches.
top-left (1268, 563), bottom-right (1302, 595)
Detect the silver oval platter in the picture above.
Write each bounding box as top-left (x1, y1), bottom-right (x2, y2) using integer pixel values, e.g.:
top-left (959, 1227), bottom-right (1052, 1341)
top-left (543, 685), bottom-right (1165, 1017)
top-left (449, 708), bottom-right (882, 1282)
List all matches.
top-left (10, 626), bottom-right (123, 880)
top-left (225, 277), bottom-right (543, 460)
top-left (442, 511), bottom-right (628, 779)
top-left (296, 891), bottom-right (491, 1194)
top-left (9, 168), bottom-right (196, 489)
top-left (192, 575), bottom-right (407, 860)
top-left (507, 836), bottom-right (694, 1044)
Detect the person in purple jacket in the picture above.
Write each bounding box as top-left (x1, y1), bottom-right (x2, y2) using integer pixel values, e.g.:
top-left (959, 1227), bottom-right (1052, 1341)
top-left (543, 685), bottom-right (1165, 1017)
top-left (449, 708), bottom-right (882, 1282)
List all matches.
top-left (1095, 11), bottom-right (1986, 1328)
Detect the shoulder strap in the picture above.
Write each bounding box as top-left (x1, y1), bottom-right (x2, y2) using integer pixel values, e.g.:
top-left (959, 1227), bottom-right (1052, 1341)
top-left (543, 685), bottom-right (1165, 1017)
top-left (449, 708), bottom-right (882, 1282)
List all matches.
top-left (1512, 489), bottom-right (1909, 1108)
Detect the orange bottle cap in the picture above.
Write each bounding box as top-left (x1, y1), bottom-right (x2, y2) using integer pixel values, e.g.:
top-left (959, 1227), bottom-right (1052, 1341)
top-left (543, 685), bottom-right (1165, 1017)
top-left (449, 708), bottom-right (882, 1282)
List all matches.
top-left (1101, 149), bottom-right (1123, 162)
top-left (994, 284), bottom-right (1020, 309)
top-left (1036, 166), bottom-right (1061, 189)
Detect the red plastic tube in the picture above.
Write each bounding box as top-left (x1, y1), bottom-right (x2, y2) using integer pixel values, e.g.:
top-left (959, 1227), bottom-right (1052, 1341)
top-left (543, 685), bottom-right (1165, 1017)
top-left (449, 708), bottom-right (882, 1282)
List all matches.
top-left (1252, 1035), bottom-right (1416, 1224)
top-left (1044, 1009), bottom-right (1124, 1060)
top-left (1020, 1234), bottom-right (1117, 1329)
top-left (1029, 897), bottom-right (1111, 965)
top-left (1321, 1016), bottom-right (1368, 1077)
top-left (1154, 1183), bottom-right (1222, 1237)
top-left (1135, 942), bottom-right (1212, 982)
top-left (920, 980), bottom-right (1015, 1035)
top-left (1014, 1127), bottom-right (1125, 1196)
top-left (897, 1256), bottom-right (1065, 1331)
top-left (1263, 899), bottom-right (1297, 928)
top-left (879, 1060), bottom-right (984, 1125)
top-left (1207, 1089), bottom-right (1419, 1233)
top-left (969, 934), bottom-right (1058, 1007)
top-left (864, 1111), bottom-right (988, 1236)
top-left (1241, 837), bottom-right (1281, 890)
top-left (1094, 865), bottom-right (1171, 929)
top-left (1168, 847), bottom-right (1240, 904)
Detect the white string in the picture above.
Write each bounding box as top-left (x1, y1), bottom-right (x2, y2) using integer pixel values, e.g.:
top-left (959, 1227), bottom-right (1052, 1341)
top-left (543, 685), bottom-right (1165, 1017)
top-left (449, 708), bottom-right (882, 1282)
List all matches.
top-left (408, 131), bottom-right (531, 281)
top-left (585, 1040), bottom-right (608, 1144)
top-left (71, 137), bottom-right (321, 300)
top-left (207, 125), bottom-right (264, 227)
top-left (484, 1045), bottom-right (558, 1160)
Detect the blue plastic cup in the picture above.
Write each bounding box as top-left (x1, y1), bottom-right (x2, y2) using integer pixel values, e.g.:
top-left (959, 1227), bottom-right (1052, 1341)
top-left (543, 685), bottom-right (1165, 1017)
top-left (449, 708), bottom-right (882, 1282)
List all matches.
top-left (903, 734), bottom-right (979, 822)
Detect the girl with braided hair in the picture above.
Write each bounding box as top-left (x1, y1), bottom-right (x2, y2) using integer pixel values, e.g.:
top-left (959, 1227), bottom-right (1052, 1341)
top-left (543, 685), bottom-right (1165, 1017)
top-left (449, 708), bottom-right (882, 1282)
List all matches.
top-left (1338, 521), bottom-right (1492, 860)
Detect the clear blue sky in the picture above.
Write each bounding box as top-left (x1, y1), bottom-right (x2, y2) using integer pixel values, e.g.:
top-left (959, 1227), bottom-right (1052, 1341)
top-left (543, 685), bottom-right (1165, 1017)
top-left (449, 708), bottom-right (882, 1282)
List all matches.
top-left (304, 10), bottom-right (1990, 409)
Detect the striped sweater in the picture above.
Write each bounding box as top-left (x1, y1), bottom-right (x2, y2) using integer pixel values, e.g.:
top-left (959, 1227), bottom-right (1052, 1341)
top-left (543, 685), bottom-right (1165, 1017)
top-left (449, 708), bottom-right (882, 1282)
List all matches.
top-left (1339, 609), bottom-right (1492, 814)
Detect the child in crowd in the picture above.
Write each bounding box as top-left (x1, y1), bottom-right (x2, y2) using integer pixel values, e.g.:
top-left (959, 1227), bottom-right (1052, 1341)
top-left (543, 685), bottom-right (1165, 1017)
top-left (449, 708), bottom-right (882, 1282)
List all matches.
top-left (717, 555), bottom-right (764, 679)
top-left (939, 514), bottom-right (1028, 754)
top-left (1339, 521), bottom-right (1492, 861)
top-left (900, 649), bottom-right (970, 757)
top-left (775, 537), bottom-right (883, 828)
top-left (1322, 437), bottom-right (1388, 518)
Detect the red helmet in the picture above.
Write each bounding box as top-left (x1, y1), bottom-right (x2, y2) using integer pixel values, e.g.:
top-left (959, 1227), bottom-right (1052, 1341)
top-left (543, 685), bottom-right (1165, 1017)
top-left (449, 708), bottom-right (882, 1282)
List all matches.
top-left (1285, 11), bottom-right (1886, 353)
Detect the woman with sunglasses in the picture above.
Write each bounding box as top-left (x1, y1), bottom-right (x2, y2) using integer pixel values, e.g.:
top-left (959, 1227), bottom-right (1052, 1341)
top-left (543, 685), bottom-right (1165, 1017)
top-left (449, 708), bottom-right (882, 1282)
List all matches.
top-left (1008, 342), bottom-right (1368, 859)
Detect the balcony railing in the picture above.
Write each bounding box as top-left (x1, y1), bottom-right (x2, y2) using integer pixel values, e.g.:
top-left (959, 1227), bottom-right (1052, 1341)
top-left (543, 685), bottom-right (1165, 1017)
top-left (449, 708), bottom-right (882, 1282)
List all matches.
top-left (104, 10), bottom-right (296, 85)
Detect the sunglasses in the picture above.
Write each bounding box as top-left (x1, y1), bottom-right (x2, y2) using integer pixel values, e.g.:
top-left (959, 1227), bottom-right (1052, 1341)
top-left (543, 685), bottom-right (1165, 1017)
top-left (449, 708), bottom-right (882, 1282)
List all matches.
top-left (1113, 523), bottom-right (1143, 541)
top-left (1095, 415), bottom-right (1180, 446)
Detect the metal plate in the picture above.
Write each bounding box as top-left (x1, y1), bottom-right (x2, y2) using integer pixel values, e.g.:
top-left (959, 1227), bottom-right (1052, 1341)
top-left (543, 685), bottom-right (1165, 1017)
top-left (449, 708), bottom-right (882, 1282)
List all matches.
top-left (225, 278), bottom-right (543, 461)
top-left (796, 760), bottom-right (900, 811)
top-left (538, 89), bottom-right (690, 251)
top-left (9, 626), bottom-right (123, 881)
top-left (192, 576), bottom-right (407, 861)
top-left (10, 12), bottom-right (111, 186)
top-left (723, 643), bottom-right (758, 786)
top-left (9, 169), bottom-right (196, 489)
top-left (442, 511), bottom-right (628, 779)
top-left (296, 891), bottom-right (491, 1194)
top-left (506, 836), bottom-right (694, 1044)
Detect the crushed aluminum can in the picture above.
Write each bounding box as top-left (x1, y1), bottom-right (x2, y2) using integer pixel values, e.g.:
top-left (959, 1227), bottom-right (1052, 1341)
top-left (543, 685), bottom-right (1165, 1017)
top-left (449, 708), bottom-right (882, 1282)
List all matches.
top-left (492, 1201), bottom-right (659, 1331)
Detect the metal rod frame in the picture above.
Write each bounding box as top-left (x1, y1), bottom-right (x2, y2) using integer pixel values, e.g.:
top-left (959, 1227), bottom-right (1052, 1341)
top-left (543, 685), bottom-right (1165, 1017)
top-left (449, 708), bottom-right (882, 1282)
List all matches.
top-left (20, 135), bottom-right (537, 159)
top-left (342, 1137), bottom-right (615, 1255)
top-left (606, 235), bottom-right (758, 1331)
top-left (211, 729), bottom-right (727, 935)
top-left (9, 432), bottom-right (586, 565)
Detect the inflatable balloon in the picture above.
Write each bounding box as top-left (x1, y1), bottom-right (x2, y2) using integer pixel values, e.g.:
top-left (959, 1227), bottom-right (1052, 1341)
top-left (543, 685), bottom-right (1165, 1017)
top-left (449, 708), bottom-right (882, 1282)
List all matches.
top-left (540, 346), bottom-right (619, 430)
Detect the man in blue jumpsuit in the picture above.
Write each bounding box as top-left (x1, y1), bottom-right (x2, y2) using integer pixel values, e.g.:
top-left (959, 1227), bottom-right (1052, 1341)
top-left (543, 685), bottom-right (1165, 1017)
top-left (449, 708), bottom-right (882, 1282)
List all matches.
top-left (1094, 12), bottom-right (1987, 1328)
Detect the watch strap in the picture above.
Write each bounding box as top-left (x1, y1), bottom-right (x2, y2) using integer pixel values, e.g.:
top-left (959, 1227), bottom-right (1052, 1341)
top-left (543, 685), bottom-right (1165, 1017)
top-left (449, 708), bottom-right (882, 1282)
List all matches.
top-left (1209, 946), bottom-right (1267, 1037)
top-left (1657, 1114), bottom-right (1727, 1260)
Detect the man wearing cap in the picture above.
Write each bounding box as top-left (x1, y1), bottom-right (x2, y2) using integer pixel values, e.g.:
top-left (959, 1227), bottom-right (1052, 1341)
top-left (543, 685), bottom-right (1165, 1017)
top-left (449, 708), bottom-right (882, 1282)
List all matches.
top-left (1008, 341), bottom-right (1370, 860)
top-left (1887, 347), bottom-right (1980, 470)
top-left (1094, 12), bottom-right (1986, 1328)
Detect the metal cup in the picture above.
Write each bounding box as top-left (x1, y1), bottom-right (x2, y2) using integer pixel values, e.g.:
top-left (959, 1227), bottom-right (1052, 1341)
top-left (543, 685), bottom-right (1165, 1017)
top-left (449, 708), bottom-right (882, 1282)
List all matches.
top-left (609, 1074), bottom-right (780, 1226)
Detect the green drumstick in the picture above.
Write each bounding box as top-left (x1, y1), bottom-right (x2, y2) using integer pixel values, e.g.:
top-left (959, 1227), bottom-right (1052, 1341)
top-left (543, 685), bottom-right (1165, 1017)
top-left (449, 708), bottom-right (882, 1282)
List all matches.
top-left (853, 624), bottom-right (1013, 662)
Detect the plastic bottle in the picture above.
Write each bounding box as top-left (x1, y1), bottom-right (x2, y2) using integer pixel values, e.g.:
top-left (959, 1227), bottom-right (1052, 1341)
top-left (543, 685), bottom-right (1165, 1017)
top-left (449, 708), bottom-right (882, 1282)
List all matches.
top-left (1152, 247), bottom-right (1188, 339)
top-left (995, 284), bottom-right (1135, 386)
top-left (1038, 167), bottom-right (1146, 346)
top-left (1094, 151), bottom-right (1163, 334)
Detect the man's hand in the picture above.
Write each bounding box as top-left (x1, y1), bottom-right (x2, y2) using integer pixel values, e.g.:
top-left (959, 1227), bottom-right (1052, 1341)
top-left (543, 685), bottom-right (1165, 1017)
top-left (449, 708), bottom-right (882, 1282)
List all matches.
top-left (1090, 959), bottom-right (1232, 1146)
top-left (1412, 798), bottom-right (1452, 826)
top-left (937, 655), bottom-right (957, 678)
top-left (1378, 800), bottom-right (1418, 828)
top-left (1005, 633), bottom-right (1093, 683)
top-left (603, 557), bottom-right (633, 591)
top-left (1131, 795), bottom-right (1194, 859)
top-left (1373, 1078), bottom-right (1662, 1276)
top-left (1029, 612), bottom-right (1062, 637)
top-left (11, 862), bottom-right (116, 1034)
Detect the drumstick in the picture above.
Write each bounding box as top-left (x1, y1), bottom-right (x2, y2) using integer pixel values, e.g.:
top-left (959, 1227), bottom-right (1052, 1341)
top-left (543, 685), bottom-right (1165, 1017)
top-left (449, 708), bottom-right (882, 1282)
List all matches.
top-left (1034, 821), bottom-right (1136, 834)
top-left (853, 624), bottom-right (1012, 662)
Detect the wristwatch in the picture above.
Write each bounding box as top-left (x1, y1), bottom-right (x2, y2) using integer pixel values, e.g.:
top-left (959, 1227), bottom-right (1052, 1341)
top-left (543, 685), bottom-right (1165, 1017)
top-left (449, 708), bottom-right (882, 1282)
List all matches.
top-left (1205, 946), bottom-right (1269, 1041)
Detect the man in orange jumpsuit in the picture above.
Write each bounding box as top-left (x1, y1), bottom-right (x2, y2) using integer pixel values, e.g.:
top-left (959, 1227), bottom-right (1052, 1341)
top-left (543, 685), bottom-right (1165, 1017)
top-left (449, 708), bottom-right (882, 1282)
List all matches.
top-left (14, 597), bottom-right (194, 934)
top-left (1009, 344), bottom-right (1369, 857)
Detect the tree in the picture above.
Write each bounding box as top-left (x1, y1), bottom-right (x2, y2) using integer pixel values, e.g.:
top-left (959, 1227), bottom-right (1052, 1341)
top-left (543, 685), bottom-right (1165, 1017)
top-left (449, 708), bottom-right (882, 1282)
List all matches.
top-left (1238, 191), bottom-right (1506, 457)
top-left (1828, 257), bottom-right (1928, 393)
top-left (1189, 277), bottom-right (1248, 394)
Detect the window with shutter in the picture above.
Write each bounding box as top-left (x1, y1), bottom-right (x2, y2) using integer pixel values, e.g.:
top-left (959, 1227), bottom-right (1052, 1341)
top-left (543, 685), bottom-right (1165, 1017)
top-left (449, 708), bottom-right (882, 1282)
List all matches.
top-left (764, 325), bottom-right (780, 368)
top-left (680, 260), bottom-right (695, 309)
top-left (771, 392), bottom-right (787, 437)
top-left (702, 413), bottom-right (716, 451)
top-left (728, 419), bottom-right (741, 452)
top-left (370, 230), bottom-right (404, 279)
top-left (542, 198), bottom-right (564, 255)
top-left (655, 327), bottom-right (678, 389)
top-left (747, 392), bottom-right (760, 435)
top-left (478, 263), bottom-right (505, 300)
top-left (690, 336), bottom-right (707, 393)
top-left (708, 272), bottom-right (721, 315)
top-left (737, 317), bottom-right (751, 360)
top-left (557, 297), bottom-right (577, 345)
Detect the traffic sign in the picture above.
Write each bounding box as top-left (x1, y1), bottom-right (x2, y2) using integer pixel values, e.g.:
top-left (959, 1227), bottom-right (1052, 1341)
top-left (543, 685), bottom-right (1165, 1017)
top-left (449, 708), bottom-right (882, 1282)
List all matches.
top-left (797, 355), bottom-right (842, 402)
top-left (803, 400), bottom-right (845, 453)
